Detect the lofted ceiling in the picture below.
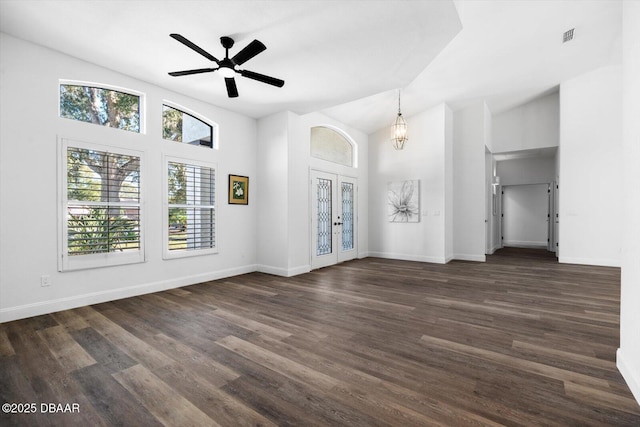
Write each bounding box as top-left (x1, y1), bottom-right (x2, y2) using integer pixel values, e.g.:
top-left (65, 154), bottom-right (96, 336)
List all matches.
top-left (0, 0), bottom-right (622, 134)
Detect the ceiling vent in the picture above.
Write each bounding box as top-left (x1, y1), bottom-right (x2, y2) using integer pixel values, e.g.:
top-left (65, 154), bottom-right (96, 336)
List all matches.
top-left (563, 28), bottom-right (575, 43)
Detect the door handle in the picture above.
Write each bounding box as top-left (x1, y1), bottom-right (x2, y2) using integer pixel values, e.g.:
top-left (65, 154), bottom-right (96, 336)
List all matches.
top-left (333, 222), bottom-right (343, 226)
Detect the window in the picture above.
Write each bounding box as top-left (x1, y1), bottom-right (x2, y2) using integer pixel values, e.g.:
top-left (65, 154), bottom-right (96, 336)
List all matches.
top-left (164, 157), bottom-right (216, 258)
top-left (162, 104), bottom-right (215, 148)
top-left (60, 139), bottom-right (144, 271)
top-left (59, 83), bottom-right (141, 132)
top-left (310, 126), bottom-right (355, 167)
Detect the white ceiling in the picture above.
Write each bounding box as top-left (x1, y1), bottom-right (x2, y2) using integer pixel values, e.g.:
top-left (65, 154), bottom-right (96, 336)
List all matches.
top-left (0, 0), bottom-right (622, 134)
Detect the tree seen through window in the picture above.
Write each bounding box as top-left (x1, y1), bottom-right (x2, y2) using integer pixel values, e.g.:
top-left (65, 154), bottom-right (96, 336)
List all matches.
top-left (66, 147), bottom-right (141, 255)
top-left (162, 105), bottom-right (213, 148)
top-left (60, 84), bottom-right (140, 132)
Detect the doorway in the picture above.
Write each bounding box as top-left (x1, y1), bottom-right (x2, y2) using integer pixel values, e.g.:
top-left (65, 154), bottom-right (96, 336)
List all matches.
top-left (501, 183), bottom-right (550, 249)
top-left (310, 170), bottom-right (358, 269)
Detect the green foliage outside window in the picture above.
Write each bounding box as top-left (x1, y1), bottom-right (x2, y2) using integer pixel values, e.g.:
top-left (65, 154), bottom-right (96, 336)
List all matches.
top-left (167, 162), bottom-right (187, 227)
top-left (162, 104), bottom-right (213, 147)
top-left (60, 84), bottom-right (140, 132)
top-left (67, 208), bottom-right (140, 255)
top-left (66, 146), bottom-right (141, 256)
top-left (163, 106), bottom-right (183, 142)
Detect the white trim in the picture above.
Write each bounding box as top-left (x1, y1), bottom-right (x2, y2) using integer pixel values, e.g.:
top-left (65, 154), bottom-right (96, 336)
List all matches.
top-left (503, 240), bottom-right (548, 249)
top-left (0, 265), bottom-right (257, 323)
top-left (256, 264), bottom-right (311, 277)
top-left (310, 125), bottom-right (358, 168)
top-left (558, 256), bottom-right (621, 268)
top-left (163, 155), bottom-right (218, 260)
top-left (310, 170), bottom-right (359, 270)
top-left (617, 348), bottom-right (640, 405)
top-left (59, 79), bottom-right (146, 134)
top-left (453, 254), bottom-right (487, 262)
top-left (59, 138), bottom-right (146, 271)
top-left (368, 251), bottom-right (449, 264)
top-left (161, 100), bottom-right (219, 149)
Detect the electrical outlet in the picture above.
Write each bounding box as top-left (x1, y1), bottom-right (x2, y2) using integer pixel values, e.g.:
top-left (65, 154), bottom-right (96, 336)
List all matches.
top-left (40, 275), bottom-right (51, 287)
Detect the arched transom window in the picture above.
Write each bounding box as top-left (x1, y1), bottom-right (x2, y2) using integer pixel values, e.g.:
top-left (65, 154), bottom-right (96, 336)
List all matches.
top-left (310, 126), bottom-right (355, 167)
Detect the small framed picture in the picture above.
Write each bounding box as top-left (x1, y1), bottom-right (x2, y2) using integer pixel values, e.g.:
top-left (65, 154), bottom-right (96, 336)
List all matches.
top-left (228, 174), bottom-right (249, 205)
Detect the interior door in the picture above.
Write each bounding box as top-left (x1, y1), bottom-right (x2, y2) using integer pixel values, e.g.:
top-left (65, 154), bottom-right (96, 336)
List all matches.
top-left (310, 171), bottom-right (357, 269)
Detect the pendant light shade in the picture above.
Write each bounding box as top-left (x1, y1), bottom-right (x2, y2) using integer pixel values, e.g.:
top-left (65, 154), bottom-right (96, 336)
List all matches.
top-left (391, 90), bottom-right (408, 150)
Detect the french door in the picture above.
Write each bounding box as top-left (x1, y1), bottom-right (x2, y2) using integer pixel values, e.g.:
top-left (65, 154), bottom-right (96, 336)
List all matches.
top-left (310, 171), bottom-right (357, 270)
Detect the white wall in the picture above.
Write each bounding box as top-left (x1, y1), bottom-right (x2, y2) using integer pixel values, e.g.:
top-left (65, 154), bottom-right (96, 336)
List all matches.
top-left (497, 156), bottom-right (556, 186)
top-left (502, 184), bottom-right (549, 248)
top-left (0, 34), bottom-right (258, 322)
top-left (618, 0), bottom-right (640, 405)
top-left (452, 103), bottom-right (488, 261)
top-left (493, 92), bottom-right (559, 153)
top-left (444, 106), bottom-right (454, 261)
top-left (256, 111), bottom-right (368, 276)
top-left (559, 65), bottom-right (623, 267)
top-left (256, 112), bottom-right (291, 275)
top-left (368, 103), bottom-right (452, 263)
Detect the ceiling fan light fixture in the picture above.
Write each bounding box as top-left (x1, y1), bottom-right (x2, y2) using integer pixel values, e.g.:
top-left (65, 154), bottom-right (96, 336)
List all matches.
top-left (218, 66), bottom-right (235, 78)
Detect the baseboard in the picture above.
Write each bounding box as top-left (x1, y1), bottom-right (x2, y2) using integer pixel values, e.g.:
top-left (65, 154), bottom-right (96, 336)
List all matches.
top-left (559, 256), bottom-right (621, 268)
top-left (453, 254), bottom-right (486, 262)
top-left (256, 264), bottom-right (310, 277)
top-left (503, 240), bottom-right (547, 249)
top-left (486, 246), bottom-right (501, 255)
top-left (367, 251), bottom-right (448, 264)
top-left (617, 348), bottom-right (640, 405)
top-left (0, 264), bottom-right (257, 323)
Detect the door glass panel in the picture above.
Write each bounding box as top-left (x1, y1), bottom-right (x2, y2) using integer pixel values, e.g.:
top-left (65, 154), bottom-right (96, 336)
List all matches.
top-left (341, 182), bottom-right (354, 251)
top-left (317, 178), bottom-right (332, 255)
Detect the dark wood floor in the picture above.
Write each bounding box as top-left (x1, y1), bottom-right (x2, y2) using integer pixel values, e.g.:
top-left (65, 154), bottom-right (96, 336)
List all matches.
top-left (1, 248), bottom-right (639, 426)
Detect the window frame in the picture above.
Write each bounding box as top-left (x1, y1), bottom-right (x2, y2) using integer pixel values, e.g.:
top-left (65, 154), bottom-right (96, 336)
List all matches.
top-left (58, 80), bottom-right (146, 134)
top-left (162, 155), bottom-right (218, 260)
top-left (162, 101), bottom-right (218, 149)
top-left (310, 125), bottom-right (358, 168)
top-left (58, 138), bottom-right (146, 271)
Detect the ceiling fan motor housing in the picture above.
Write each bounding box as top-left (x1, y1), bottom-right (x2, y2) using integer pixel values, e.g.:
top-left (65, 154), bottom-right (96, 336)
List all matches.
top-left (220, 36), bottom-right (234, 50)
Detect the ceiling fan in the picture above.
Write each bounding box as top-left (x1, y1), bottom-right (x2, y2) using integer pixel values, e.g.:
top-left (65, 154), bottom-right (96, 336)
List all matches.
top-left (168, 34), bottom-right (285, 98)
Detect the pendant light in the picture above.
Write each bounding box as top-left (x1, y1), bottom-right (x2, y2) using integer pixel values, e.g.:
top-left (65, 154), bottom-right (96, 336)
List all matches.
top-left (391, 89), bottom-right (408, 150)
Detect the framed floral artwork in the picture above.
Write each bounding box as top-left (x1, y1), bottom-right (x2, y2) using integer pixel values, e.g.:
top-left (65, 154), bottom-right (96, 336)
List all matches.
top-left (229, 174), bottom-right (249, 205)
top-left (388, 180), bottom-right (419, 222)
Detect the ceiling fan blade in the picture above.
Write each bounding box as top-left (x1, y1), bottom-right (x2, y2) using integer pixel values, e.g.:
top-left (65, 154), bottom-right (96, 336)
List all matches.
top-left (231, 39), bottom-right (266, 66)
top-left (239, 69), bottom-right (285, 87)
top-left (169, 68), bottom-right (218, 76)
top-left (225, 77), bottom-right (239, 98)
top-left (170, 33), bottom-right (219, 62)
